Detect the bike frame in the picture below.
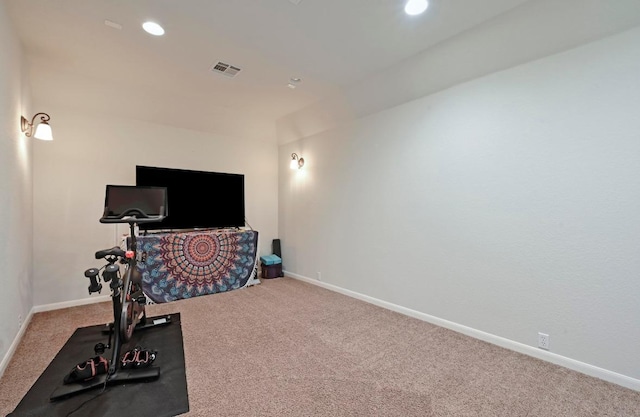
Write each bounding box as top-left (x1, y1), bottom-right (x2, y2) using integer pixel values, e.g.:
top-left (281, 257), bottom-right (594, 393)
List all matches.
top-left (49, 187), bottom-right (168, 401)
top-left (106, 220), bottom-right (147, 376)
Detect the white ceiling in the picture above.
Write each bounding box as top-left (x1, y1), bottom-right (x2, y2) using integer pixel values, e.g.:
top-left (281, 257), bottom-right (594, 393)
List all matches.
top-left (9, 0), bottom-right (640, 143)
top-left (6, 0), bottom-right (535, 139)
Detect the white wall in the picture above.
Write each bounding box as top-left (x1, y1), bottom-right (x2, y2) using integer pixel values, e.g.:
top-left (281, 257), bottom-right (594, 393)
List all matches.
top-left (277, 0), bottom-right (640, 145)
top-left (32, 103), bottom-right (279, 306)
top-left (0, 2), bottom-right (33, 365)
top-left (278, 26), bottom-right (640, 384)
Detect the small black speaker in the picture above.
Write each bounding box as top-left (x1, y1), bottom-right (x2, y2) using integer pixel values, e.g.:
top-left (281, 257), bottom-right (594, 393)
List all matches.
top-left (272, 239), bottom-right (281, 258)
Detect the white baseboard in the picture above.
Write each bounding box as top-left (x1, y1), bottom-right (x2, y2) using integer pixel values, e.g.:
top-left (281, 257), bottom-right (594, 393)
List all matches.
top-left (32, 294), bottom-right (111, 313)
top-left (0, 309), bottom-right (34, 380)
top-left (0, 294), bottom-right (111, 379)
top-left (285, 271), bottom-right (640, 392)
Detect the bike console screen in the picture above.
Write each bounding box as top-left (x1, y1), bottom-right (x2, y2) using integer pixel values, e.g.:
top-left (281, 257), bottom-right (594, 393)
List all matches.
top-left (102, 185), bottom-right (167, 221)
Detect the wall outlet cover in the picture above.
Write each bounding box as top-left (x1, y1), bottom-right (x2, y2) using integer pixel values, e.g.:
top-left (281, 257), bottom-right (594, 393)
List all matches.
top-left (538, 332), bottom-right (550, 350)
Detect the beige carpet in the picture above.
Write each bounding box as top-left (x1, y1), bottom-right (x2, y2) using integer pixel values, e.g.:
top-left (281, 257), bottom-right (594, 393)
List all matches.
top-left (1, 277), bottom-right (639, 416)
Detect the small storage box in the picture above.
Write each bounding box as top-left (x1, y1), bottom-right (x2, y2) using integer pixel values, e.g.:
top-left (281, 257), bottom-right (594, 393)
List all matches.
top-left (261, 263), bottom-right (283, 279)
top-left (260, 254), bottom-right (282, 266)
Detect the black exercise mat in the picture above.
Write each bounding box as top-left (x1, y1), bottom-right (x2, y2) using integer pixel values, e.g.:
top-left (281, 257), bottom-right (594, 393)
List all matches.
top-left (8, 313), bottom-right (189, 417)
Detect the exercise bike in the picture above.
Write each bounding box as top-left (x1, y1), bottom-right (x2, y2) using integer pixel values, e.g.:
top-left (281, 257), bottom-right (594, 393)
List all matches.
top-left (50, 185), bottom-right (170, 401)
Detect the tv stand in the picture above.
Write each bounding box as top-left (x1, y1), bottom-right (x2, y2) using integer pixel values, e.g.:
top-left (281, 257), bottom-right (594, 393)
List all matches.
top-left (136, 228), bottom-right (259, 303)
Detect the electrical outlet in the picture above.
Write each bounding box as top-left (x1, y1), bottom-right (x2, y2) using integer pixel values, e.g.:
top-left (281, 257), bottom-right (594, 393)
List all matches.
top-left (18, 314), bottom-right (23, 328)
top-left (538, 332), bottom-right (550, 350)
top-left (317, 271), bottom-right (322, 281)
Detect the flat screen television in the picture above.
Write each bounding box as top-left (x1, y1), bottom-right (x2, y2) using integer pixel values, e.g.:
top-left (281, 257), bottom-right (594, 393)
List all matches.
top-left (135, 165), bottom-right (245, 231)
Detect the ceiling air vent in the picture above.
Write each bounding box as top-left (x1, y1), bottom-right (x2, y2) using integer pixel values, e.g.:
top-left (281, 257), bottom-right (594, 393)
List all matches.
top-left (211, 62), bottom-right (241, 78)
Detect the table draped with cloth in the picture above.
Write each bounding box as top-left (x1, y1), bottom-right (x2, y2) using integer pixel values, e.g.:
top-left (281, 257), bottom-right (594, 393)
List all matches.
top-left (135, 228), bottom-right (258, 303)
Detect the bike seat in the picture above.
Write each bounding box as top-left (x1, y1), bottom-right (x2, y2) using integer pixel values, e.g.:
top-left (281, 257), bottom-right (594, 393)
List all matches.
top-left (95, 246), bottom-right (126, 260)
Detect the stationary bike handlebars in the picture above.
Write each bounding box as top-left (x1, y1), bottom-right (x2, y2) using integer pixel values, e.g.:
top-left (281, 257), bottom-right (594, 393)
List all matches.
top-left (99, 207), bottom-right (166, 224)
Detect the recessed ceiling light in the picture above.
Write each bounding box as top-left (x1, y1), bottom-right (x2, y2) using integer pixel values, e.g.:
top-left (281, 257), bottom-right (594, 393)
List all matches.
top-left (142, 21), bottom-right (165, 36)
top-left (404, 0), bottom-right (429, 16)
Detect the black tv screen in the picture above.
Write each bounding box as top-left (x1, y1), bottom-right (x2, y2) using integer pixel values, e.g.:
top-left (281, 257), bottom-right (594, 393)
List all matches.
top-left (135, 165), bottom-right (245, 231)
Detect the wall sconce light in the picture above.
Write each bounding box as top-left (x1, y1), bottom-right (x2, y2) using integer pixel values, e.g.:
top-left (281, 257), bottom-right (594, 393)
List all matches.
top-left (290, 153), bottom-right (304, 170)
top-left (21, 112), bottom-right (53, 141)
